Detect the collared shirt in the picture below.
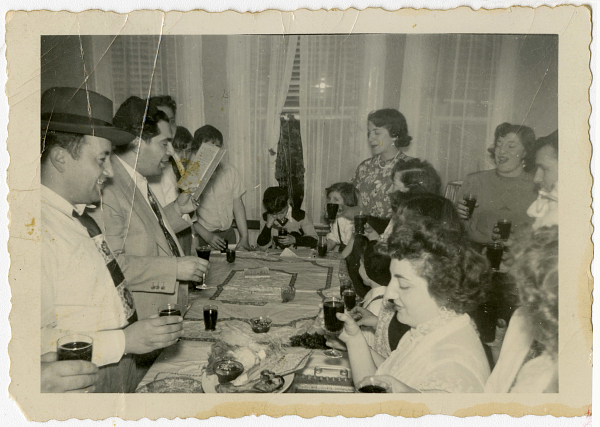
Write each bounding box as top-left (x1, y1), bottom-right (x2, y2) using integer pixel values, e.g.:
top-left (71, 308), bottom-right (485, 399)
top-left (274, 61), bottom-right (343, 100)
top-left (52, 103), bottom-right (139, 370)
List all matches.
top-left (326, 216), bottom-right (354, 245)
top-left (116, 156), bottom-right (183, 255)
top-left (148, 164), bottom-right (179, 207)
top-left (195, 163), bottom-right (245, 232)
top-left (41, 185), bottom-right (127, 367)
top-left (376, 312), bottom-right (490, 392)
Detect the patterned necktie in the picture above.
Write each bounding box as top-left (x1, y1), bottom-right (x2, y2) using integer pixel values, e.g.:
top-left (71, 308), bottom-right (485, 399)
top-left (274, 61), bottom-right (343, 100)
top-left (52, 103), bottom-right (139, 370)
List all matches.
top-left (147, 186), bottom-right (181, 257)
top-left (72, 210), bottom-right (137, 324)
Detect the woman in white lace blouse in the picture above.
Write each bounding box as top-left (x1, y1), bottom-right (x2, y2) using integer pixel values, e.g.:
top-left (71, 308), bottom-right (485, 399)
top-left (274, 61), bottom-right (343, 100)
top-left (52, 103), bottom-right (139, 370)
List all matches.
top-left (335, 210), bottom-right (492, 392)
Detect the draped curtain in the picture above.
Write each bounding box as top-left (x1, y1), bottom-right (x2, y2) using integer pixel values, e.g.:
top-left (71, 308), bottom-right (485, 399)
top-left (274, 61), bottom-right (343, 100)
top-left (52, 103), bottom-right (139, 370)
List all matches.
top-left (226, 35), bottom-right (298, 220)
top-left (299, 35), bottom-right (386, 223)
top-left (88, 35), bottom-right (205, 132)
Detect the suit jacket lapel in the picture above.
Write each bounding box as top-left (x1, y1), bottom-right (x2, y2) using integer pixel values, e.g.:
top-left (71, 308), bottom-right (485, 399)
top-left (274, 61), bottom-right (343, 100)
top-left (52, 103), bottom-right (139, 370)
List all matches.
top-left (110, 155), bottom-right (174, 256)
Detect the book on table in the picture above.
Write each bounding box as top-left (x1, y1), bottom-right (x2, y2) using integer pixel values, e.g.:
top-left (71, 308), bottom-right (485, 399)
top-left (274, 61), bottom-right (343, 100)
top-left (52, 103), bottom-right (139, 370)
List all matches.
top-left (177, 144), bottom-right (227, 201)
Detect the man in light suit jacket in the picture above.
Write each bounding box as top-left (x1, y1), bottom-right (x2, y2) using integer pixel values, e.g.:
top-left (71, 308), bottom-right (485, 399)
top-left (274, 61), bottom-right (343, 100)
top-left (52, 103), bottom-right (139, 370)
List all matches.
top-left (90, 96), bottom-right (208, 320)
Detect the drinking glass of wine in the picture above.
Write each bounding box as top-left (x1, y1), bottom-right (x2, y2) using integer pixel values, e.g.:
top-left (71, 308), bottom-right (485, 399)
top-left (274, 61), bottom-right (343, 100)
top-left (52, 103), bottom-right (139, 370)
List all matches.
top-left (203, 305), bottom-right (219, 331)
top-left (57, 334), bottom-right (93, 362)
top-left (463, 194), bottom-right (477, 220)
top-left (317, 234), bottom-right (327, 257)
top-left (486, 242), bottom-right (504, 271)
top-left (195, 246), bottom-right (212, 289)
top-left (326, 203), bottom-right (339, 222)
top-left (322, 296), bottom-right (345, 358)
top-left (355, 376), bottom-right (392, 393)
top-left (159, 303), bottom-right (182, 317)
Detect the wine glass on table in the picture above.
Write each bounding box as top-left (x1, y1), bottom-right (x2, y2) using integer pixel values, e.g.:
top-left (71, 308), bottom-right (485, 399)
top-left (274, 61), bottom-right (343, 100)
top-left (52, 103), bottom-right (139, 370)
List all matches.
top-left (194, 246), bottom-right (211, 289)
top-left (322, 296), bottom-right (345, 358)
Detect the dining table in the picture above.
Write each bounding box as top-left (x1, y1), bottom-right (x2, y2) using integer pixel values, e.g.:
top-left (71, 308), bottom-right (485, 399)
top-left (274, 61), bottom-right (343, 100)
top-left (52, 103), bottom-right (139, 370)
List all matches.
top-left (136, 246), bottom-right (356, 393)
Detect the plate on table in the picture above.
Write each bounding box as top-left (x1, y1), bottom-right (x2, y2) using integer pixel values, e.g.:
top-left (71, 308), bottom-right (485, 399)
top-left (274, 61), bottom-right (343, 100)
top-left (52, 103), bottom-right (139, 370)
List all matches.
top-left (201, 372), bottom-right (294, 393)
top-left (137, 377), bottom-right (204, 393)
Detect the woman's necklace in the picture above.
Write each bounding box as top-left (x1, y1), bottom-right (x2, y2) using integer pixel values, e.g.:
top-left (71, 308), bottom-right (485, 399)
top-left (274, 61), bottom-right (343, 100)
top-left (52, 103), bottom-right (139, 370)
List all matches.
top-left (377, 150), bottom-right (402, 169)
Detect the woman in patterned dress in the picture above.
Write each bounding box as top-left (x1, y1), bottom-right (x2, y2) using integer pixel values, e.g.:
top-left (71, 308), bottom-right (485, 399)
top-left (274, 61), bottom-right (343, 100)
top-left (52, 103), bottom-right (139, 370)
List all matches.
top-left (352, 109), bottom-right (413, 221)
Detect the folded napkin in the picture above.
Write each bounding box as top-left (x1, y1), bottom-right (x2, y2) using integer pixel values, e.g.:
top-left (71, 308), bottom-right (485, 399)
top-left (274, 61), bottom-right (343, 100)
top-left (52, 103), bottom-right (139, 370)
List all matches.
top-left (280, 248), bottom-right (299, 258)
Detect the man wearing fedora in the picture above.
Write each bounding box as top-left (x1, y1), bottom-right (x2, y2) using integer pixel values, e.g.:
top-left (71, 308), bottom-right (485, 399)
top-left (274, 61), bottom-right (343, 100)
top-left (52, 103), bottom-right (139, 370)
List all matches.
top-left (41, 87), bottom-right (186, 392)
top-left (89, 95), bottom-right (207, 321)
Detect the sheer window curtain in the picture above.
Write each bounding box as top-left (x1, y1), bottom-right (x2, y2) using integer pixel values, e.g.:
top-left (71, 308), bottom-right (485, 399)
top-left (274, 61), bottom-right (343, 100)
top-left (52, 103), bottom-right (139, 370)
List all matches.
top-left (400, 35), bottom-right (504, 186)
top-left (88, 35), bottom-right (205, 131)
top-left (299, 35), bottom-right (386, 224)
top-left (226, 35), bottom-right (298, 220)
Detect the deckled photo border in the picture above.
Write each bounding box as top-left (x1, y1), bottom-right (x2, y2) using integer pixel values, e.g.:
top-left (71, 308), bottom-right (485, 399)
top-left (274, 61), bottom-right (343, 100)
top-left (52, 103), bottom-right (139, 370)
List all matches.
top-left (5, 6), bottom-right (592, 421)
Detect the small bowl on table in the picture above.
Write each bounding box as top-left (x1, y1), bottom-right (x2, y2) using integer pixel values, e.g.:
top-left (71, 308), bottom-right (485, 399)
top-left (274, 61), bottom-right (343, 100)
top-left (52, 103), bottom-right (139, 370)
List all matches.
top-left (250, 316), bottom-right (272, 333)
top-left (214, 359), bottom-right (245, 384)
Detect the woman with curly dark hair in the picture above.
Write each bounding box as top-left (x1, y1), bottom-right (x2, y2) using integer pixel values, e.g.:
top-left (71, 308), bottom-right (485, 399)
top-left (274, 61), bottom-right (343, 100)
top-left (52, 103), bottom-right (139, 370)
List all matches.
top-left (457, 122), bottom-right (538, 247)
top-left (335, 209), bottom-right (492, 392)
top-left (485, 225), bottom-right (558, 392)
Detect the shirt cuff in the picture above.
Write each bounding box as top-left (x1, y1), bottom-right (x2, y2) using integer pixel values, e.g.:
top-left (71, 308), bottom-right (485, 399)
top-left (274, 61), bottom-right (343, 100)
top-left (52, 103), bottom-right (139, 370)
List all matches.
top-left (92, 329), bottom-right (126, 367)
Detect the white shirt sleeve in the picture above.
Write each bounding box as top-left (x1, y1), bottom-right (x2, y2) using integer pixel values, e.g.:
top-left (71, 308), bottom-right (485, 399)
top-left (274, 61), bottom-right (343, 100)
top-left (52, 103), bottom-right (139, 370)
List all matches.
top-left (326, 218), bottom-right (341, 244)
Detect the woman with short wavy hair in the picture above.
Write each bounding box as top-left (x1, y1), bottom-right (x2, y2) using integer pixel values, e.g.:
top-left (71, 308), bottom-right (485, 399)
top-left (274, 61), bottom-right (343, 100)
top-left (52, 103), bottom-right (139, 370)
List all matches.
top-left (456, 122), bottom-right (538, 247)
top-left (335, 209), bottom-right (492, 393)
top-left (485, 225), bottom-right (558, 393)
top-left (351, 109), bottom-right (413, 220)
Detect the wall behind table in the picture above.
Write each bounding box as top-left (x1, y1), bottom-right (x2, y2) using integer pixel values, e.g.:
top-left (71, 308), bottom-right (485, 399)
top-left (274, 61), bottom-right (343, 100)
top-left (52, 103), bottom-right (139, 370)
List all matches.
top-left (41, 36), bottom-right (96, 95)
top-left (512, 35), bottom-right (558, 139)
top-left (201, 36), bottom-right (230, 150)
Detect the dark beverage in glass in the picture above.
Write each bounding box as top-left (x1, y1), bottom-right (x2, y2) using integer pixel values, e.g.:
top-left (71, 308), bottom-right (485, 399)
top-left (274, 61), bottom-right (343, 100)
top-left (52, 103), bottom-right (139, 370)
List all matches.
top-left (57, 335), bottom-right (93, 362)
top-left (486, 242), bottom-right (504, 271)
top-left (358, 385), bottom-right (388, 393)
top-left (354, 215), bottom-right (368, 234)
top-left (496, 219), bottom-right (512, 240)
top-left (340, 280), bottom-right (352, 298)
top-left (317, 244), bottom-right (327, 257)
top-left (356, 376), bottom-right (391, 393)
top-left (203, 305), bottom-right (218, 331)
top-left (196, 246), bottom-right (211, 261)
top-left (277, 228), bottom-right (289, 248)
top-left (326, 203), bottom-right (339, 221)
top-left (323, 298), bottom-right (344, 334)
top-left (475, 302), bottom-right (497, 343)
top-left (159, 303), bottom-right (182, 317)
top-left (342, 289), bottom-right (356, 311)
top-left (226, 249), bottom-right (236, 263)
top-left (159, 308), bottom-right (182, 317)
top-left (463, 195), bottom-right (477, 220)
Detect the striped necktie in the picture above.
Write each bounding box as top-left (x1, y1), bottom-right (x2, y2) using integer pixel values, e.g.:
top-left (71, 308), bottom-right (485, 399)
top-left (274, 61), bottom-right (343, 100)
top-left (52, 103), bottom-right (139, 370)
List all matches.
top-left (72, 210), bottom-right (137, 324)
top-left (147, 186), bottom-right (181, 257)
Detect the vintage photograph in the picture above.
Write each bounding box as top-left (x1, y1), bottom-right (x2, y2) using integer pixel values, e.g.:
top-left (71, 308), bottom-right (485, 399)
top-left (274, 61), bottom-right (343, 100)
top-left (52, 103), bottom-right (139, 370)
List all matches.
top-left (6, 7), bottom-right (592, 420)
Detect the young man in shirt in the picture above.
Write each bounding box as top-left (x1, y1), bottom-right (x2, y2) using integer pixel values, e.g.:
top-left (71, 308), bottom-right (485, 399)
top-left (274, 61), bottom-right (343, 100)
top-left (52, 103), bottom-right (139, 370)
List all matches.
top-left (41, 87), bottom-right (187, 392)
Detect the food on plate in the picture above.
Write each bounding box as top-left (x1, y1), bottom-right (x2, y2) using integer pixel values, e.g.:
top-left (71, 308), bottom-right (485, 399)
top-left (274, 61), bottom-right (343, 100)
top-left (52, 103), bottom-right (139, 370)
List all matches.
top-left (206, 328), bottom-right (283, 387)
top-left (289, 332), bottom-right (329, 349)
top-left (250, 317), bottom-right (272, 333)
top-left (216, 370), bottom-right (284, 393)
top-left (137, 377), bottom-right (204, 393)
top-left (214, 359), bottom-right (245, 384)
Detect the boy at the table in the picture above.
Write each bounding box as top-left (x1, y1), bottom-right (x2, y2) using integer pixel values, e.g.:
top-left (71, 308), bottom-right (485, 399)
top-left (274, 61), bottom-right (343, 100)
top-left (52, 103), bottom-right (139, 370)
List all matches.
top-left (257, 186), bottom-right (318, 250)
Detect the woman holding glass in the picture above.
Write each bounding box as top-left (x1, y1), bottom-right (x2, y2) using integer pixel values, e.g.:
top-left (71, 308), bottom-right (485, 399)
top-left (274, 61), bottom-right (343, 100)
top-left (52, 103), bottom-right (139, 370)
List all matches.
top-left (334, 210), bottom-right (492, 392)
top-left (456, 123), bottom-right (538, 247)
